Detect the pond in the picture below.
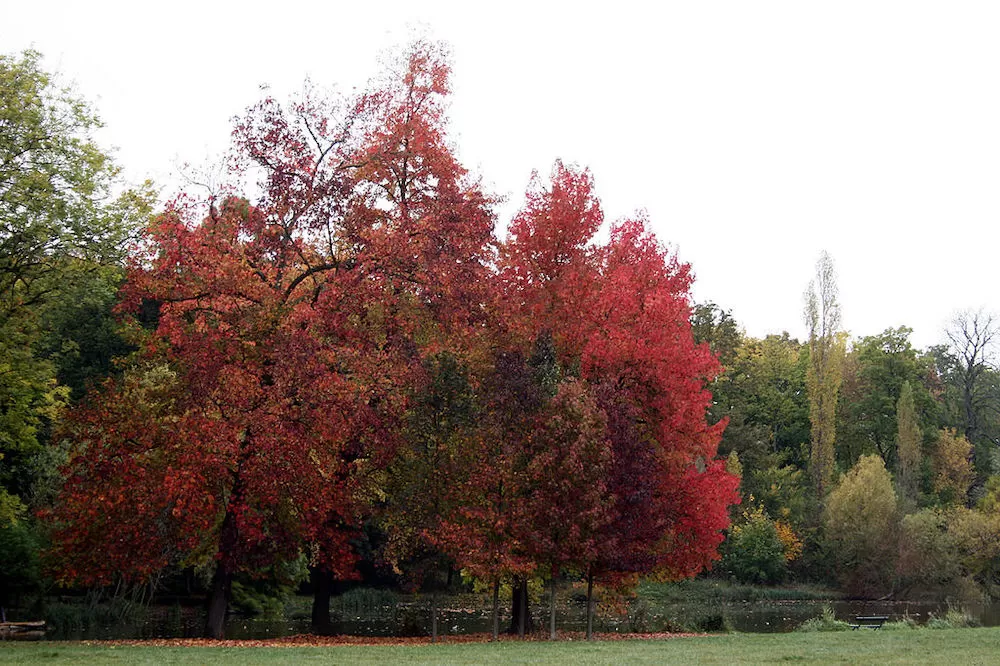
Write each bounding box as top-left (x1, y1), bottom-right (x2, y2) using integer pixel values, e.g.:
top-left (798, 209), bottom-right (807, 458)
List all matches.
top-left (29, 597), bottom-right (1000, 640)
top-left (719, 599), bottom-right (996, 633)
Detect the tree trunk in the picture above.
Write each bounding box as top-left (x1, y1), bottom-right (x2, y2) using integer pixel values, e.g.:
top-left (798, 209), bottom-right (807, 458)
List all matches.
top-left (206, 495), bottom-right (241, 639)
top-left (518, 581), bottom-right (526, 638)
top-left (491, 578), bottom-right (500, 642)
top-left (310, 568), bottom-right (332, 634)
top-left (509, 578), bottom-right (534, 636)
top-left (205, 564), bottom-right (231, 639)
top-left (549, 576), bottom-right (557, 640)
top-left (431, 590), bottom-right (438, 643)
top-left (585, 571), bottom-right (594, 641)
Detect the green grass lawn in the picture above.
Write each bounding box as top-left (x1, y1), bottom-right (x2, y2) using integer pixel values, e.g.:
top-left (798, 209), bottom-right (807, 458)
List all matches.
top-left (3, 627), bottom-right (999, 665)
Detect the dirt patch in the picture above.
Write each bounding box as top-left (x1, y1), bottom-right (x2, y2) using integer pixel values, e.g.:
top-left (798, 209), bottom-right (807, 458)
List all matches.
top-left (81, 631), bottom-right (707, 648)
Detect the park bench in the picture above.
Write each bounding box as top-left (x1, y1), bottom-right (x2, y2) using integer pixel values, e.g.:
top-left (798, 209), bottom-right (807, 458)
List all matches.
top-left (850, 615), bottom-right (888, 630)
top-left (0, 620), bottom-right (46, 640)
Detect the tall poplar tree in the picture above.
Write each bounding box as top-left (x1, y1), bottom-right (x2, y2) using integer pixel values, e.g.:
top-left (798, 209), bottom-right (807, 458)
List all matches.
top-left (895, 380), bottom-right (921, 508)
top-left (804, 251), bottom-right (845, 499)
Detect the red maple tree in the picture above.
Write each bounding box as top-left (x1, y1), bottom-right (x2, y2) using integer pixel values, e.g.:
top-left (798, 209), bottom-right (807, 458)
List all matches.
top-left (46, 196), bottom-right (383, 638)
top-left (46, 41), bottom-right (496, 639)
top-left (497, 162), bottom-right (739, 636)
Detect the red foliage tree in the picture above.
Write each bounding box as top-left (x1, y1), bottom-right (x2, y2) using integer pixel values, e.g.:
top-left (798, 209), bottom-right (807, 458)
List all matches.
top-left (520, 377), bottom-right (613, 639)
top-left (430, 348), bottom-right (541, 640)
top-left (498, 162), bottom-right (739, 637)
top-left (45, 41), bottom-right (496, 639)
top-left (586, 216), bottom-right (739, 581)
top-left (46, 197), bottom-right (382, 638)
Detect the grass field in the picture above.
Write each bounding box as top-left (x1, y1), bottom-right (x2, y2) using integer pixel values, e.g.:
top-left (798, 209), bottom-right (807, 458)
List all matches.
top-left (3, 627), bottom-right (999, 665)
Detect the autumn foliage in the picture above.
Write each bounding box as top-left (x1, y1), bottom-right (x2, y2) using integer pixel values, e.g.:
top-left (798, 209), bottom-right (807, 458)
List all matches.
top-left (41, 41), bottom-right (737, 638)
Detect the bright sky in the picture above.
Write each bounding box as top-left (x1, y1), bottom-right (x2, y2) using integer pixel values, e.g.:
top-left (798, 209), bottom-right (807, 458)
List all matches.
top-left (6, 1), bottom-right (999, 349)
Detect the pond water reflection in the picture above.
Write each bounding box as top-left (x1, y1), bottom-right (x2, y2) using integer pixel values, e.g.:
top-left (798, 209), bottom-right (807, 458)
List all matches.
top-left (37, 598), bottom-right (1000, 640)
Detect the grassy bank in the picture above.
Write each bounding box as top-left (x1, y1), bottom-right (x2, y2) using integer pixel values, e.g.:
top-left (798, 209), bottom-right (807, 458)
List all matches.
top-left (5, 628), bottom-right (998, 665)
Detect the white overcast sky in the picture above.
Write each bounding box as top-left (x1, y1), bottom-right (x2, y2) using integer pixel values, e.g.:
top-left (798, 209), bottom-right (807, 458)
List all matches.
top-left (6, 1), bottom-right (999, 349)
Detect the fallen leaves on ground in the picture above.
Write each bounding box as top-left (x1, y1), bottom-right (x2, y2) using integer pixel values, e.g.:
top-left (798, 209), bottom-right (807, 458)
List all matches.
top-left (81, 631), bottom-right (707, 648)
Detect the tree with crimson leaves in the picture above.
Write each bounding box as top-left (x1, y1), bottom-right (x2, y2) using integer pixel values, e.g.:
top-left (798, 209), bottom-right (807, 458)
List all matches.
top-left (495, 162), bottom-right (739, 638)
top-left (44, 40), bottom-right (496, 639)
top-left (521, 375), bottom-right (613, 640)
top-left (430, 347), bottom-right (542, 641)
top-left (46, 196), bottom-right (388, 639)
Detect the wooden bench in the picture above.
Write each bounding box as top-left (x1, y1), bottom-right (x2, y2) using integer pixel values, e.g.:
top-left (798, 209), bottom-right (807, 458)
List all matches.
top-left (0, 620), bottom-right (46, 641)
top-left (850, 615), bottom-right (888, 630)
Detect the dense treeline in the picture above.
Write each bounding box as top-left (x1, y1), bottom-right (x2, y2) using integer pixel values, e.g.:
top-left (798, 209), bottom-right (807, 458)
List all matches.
top-left (3, 43), bottom-right (1000, 641)
top-left (696, 296), bottom-right (1000, 598)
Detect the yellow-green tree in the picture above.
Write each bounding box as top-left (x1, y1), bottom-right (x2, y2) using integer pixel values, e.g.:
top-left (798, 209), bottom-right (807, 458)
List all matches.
top-left (933, 428), bottom-right (975, 505)
top-left (824, 454), bottom-right (898, 594)
top-left (721, 505), bottom-right (787, 584)
top-left (898, 506), bottom-right (1000, 598)
top-left (896, 381), bottom-right (922, 507)
top-left (897, 508), bottom-right (961, 592)
top-left (804, 251), bottom-right (845, 498)
top-left (951, 507), bottom-right (1000, 595)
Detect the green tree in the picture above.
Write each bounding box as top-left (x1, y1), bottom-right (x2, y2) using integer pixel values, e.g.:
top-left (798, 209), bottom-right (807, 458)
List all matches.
top-left (0, 521), bottom-right (42, 613)
top-left (896, 381), bottom-right (922, 507)
top-left (691, 301), bottom-right (742, 368)
top-left (933, 310), bottom-right (1000, 482)
top-left (0, 50), bottom-right (151, 519)
top-left (804, 252), bottom-right (845, 498)
top-left (823, 454), bottom-right (898, 594)
top-left (837, 327), bottom-right (937, 471)
top-left (706, 330), bottom-right (812, 531)
top-left (714, 335), bottom-right (809, 476)
top-left (0, 327), bottom-right (67, 524)
top-left (0, 50), bottom-right (137, 323)
top-left (749, 463), bottom-right (811, 528)
top-left (380, 352), bottom-right (479, 641)
top-left (721, 505), bottom-right (788, 585)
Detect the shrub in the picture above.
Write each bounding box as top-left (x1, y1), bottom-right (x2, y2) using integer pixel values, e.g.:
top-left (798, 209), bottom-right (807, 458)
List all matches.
top-left (897, 508), bottom-right (961, 590)
top-left (230, 581), bottom-right (286, 617)
top-left (943, 604), bottom-right (980, 628)
top-left (774, 520), bottom-right (804, 562)
top-left (627, 598), bottom-right (652, 633)
top-left (229, 555), bottom-right (309, 618)
top-left (0, 521), bottom-right (42, 609)
top-left (927, 605), bottom-right (979, 629)
top-left (722, 506), bottom-right (787, 585)
top-left (897, 506), bottom-right (1000, 598)
top-left (881, 616), bottom-right (917, 631)
top-left (334, 587), bottom-right (399, 617)
top-left (796, 605), bottom-right (851, 632)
